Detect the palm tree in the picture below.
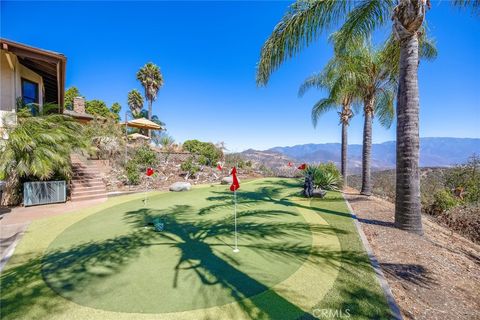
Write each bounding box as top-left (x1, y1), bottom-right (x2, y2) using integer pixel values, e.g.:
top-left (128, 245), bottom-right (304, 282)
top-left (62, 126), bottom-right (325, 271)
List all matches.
top-left (127, 89), bottom-right (144, 118)
top-left (298, 63), bottom-right (356, 187)
top-left (256, 0), bottom-right (447, 233)
top-left (0, 112), bottom-right (86, 205)
top-left (136, 62), bottom-right (164, 136)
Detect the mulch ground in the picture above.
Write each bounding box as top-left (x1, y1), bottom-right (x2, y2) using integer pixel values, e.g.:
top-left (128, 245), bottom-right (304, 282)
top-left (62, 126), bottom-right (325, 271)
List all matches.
top-left (343, 188), bottom-right (480, 320)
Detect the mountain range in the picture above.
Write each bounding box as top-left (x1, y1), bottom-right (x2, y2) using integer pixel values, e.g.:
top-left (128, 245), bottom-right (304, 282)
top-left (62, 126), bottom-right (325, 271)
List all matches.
top-left (241, 138), bottom-right (479, 173)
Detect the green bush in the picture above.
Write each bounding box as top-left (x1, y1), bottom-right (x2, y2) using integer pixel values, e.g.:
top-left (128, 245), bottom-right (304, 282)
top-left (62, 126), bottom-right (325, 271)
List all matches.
top-left (133, 145), bottom-right (157, 168)
top-left (183, 139), bottom-right (222, 166)
top-left (306, 163), bottom-right (343, 191)
top-left (432, 189), bottom-right (458, 214)
top-left (444, 154), bottom-right (480, 204)
top-left (180, 157), bottom-right (200, 177)
top-left (125, 160), bottom-right (140, 185)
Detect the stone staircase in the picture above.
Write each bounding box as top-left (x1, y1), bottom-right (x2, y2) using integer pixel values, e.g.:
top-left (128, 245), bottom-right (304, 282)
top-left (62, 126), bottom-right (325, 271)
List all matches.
top-left (70, 154), bottom-right (107, 202)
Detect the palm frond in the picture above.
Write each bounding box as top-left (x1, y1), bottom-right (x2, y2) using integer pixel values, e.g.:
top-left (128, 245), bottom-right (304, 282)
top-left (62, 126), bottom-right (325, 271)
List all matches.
top-left (375, 89), bottom-right (395, 128)
top-left (311, 97), bottom-right (338, 128)
top-left (256, 0), bottom-right (352, 86)
top-left (298, 72), bottom-right (327, 97)
top-left (452, 0), bottom-right (480, 15)
top-left (334, 0), bottom-right (394, 51)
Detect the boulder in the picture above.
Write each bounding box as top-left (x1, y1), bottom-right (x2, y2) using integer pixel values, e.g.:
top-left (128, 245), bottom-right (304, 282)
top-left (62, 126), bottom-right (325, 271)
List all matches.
top-left (221, 176), bottom-right (241, 185)
top-left (312, 188), bottom-right (327, 198)
top-left (169, 182), bottom-right (192, 192)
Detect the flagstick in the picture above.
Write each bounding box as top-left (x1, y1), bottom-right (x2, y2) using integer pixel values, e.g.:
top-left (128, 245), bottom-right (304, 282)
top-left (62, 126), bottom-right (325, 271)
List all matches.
top-left (144, 177), bottom-right (148, 207)
top-left (233, 189), bottom-right (239, 253)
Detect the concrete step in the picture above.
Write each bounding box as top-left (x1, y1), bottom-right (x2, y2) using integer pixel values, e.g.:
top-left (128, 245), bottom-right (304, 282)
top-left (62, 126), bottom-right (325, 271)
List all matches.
top-left (71, 177), bottom-right (103, 182)
top-left (71, 182), bottom-right (104, 188)
top-left (71, 194), bottom-right (108, 202)
top-left (71, 185), bottom-right (107, 192)
top-left (71, 189), bottom-right (107, 197)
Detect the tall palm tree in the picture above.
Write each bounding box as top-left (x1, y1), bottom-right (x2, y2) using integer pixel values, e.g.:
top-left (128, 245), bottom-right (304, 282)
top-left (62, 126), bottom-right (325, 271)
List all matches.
top-left (127, 89), bottom-right (144, 117)
top-left (136, 62), bottom-right (164, 136)
top-left (338, 40), bottom-right (398, 196)
top-left (256, 0), bottom-right (447, 233)
top-left (298, 60), bottom-right (357, 187)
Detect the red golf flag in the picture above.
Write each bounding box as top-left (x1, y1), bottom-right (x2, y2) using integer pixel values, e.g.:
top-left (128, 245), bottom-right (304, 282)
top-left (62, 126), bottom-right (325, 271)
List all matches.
top-left (146, 168), bottom-right (154, 176)
top-left (217, 163), bottom-right (223, 171)
top-left (297, 163), bottom-right (307, 170)
top-left (230, 167), bottom-right (240, 192)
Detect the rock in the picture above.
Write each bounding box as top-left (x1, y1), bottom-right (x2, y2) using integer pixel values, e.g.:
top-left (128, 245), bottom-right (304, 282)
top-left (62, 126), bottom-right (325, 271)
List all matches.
top-left (221, 176), bottom-right (241, 185)
top-left (169, 182), bottom-right (192, 192)
top-left (313, 188), bottom-right (327, 198)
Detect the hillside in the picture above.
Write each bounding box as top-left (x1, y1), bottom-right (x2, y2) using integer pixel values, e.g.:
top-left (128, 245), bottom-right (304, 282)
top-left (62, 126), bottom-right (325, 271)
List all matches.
top-left (264, 137), bottom-right (479, 172)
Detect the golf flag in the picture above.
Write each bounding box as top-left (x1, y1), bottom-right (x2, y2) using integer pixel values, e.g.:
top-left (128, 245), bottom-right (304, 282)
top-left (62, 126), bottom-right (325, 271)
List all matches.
top-left (217, 163), bottom-right (223, 171)
top-left (146, 168), bottom-right (154, 176)
top-left (230, 167), bottom-right (240, 192)
top-left (298, 163), bottom-right (307, 170)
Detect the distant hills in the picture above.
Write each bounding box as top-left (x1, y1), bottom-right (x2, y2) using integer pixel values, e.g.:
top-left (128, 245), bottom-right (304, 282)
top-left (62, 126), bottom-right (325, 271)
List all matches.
top-left (241, 138), bottom-right (479, 173)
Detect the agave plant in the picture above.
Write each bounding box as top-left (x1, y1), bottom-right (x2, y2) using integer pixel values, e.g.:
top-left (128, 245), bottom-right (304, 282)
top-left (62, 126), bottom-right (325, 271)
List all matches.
top-left (305, 163), bottom-right (343, 191)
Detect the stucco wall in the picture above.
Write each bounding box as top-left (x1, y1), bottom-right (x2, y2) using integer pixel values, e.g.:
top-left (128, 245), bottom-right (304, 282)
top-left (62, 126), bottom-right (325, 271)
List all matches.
top-left (0, 50), bottom-right (46, 131)
top-left (0, 49), bottom-right (44, 114)
top-left (0, 50), bottom-right (15, 112)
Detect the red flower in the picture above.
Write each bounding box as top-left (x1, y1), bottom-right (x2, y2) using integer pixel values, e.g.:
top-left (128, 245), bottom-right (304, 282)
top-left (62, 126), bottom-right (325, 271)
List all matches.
top-left (146, 168), bottom-right (154, 176)
top-left (288, 162), bottom-right (293, 167)
top-left (217, 164), bottom-right (223, 171)
top-left (297, 163), bottom-right (307, 170)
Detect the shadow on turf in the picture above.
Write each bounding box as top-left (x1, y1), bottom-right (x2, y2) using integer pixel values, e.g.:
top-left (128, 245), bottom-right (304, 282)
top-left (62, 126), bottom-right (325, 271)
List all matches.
top-left (0, 180), bottom-right (388, 320)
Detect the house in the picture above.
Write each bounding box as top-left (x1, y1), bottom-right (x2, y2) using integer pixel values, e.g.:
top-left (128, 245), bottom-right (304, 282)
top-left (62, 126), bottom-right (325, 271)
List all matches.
top-left (0, 38), bottom-right (94, 130)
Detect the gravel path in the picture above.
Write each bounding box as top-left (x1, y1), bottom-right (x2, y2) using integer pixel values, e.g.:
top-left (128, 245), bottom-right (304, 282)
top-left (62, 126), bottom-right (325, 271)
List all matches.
top-left (343, 188), bottom-right (480, 320)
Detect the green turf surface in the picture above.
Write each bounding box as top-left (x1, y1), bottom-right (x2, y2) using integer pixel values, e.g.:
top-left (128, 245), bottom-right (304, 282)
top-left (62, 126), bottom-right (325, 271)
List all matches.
top-left (0, 178), bottom-right (392, 320)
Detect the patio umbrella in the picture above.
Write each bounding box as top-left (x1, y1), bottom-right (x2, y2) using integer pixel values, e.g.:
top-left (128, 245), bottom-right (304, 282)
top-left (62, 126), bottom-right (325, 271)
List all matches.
top-left (121, 117), bottom-right (162, 130)
top-left (122, 116), bottom-right (163, 171)
top-left (128, 133), bottom-right (150, 140)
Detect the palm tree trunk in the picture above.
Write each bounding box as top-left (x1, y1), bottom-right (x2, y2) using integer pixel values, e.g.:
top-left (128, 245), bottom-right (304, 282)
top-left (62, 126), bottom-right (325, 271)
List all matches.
top-left (341, 121), bottom-right (348, 187)
top-left (361, 101), bottom-right (373, 196)
top-left (393, 0), bottom-right (425, 235)
top-left (395, 33), bottom-right (423, 234)
top-left (148, 99), bottom-right (152, 138)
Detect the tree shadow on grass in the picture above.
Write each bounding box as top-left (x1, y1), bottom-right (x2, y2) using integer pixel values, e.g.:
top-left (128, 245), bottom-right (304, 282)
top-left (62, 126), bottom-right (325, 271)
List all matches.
top-left (1, 179), bottom-right (387, 320)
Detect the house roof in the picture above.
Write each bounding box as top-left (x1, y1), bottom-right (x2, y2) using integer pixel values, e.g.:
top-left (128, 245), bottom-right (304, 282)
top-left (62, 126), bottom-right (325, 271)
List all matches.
top-left (0, 38), bottom-right (66, 111)
top-left (63, 109), bottom-right (95, 120)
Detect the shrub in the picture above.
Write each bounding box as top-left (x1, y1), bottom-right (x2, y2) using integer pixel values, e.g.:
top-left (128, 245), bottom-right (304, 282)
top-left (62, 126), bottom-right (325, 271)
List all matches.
top-left (183, 139), bottom-right (222, 166)
top-left (180, 157), bottom-right (200, 178)
top-left (306, 163), bottom-right (343, 191)
top-left (133, 145), bottom-right (157, 168)
top-left (125, 160), bottom-right (140, 185)
top-left (432, 189), bottom-right (458, 214)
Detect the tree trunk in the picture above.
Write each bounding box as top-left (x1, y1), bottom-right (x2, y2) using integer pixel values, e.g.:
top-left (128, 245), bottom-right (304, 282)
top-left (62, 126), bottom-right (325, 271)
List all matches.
top-left (148, 99), bottom-right (152, 138)
top-left (395, 32), bottom-right (423, 234)
top-left (341, 121), bottom-right (348, 187)
top-left (361, 101), bottom-right (373, 196)
top-left (393, 0), bottom-right (425, 235)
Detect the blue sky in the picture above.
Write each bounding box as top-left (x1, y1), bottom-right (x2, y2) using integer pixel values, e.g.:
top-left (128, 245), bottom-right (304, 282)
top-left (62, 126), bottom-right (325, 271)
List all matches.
top-left (1, 1), bottom-right (479, 152)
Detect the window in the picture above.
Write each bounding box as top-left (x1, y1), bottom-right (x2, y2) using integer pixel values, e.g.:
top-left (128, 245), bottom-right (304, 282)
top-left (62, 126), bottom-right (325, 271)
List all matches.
top-left (21, 78), bottom-right (39, 105)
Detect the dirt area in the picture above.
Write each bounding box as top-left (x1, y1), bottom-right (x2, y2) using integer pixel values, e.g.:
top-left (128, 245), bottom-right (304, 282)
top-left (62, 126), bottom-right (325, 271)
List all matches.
top-left (343, 188), bottom-right (480, 320)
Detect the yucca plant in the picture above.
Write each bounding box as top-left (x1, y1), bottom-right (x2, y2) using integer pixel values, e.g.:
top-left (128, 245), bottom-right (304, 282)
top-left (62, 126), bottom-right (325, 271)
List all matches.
top-left (305, 163), bottom-right (343, 191)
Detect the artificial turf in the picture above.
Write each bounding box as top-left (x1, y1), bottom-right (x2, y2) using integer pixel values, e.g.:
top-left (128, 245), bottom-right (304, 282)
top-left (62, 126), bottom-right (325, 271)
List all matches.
top-left (0, 178), bottom-right (392, 320)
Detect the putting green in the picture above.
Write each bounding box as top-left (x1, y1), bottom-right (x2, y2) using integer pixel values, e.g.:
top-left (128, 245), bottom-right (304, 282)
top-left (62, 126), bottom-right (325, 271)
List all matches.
top-left (2, 178), bottom-right (392, 320)
top-left (41, 179), bottom-right (340, 315)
